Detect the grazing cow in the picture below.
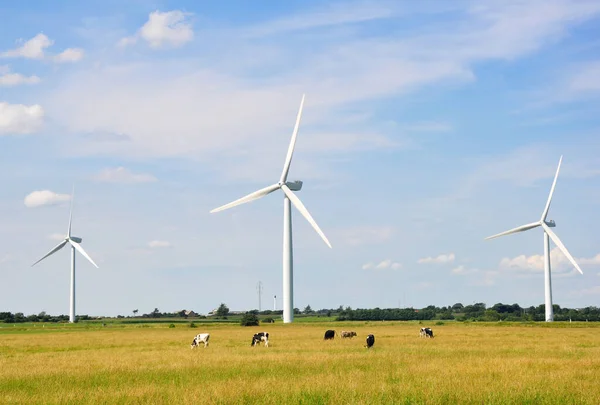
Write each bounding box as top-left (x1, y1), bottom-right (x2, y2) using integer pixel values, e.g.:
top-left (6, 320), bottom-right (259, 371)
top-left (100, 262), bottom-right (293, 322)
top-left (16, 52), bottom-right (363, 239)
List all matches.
top-left (190, 333), bottom-right (210, 349)
top-left (341, 331), bottom-right (357, 338)
top-left (324, 329), bottom-right (335, 340)
top-left (419, 327), bottom-right (434, 338)
top-left (251, 332), bottom-right (269, 347)
top-left (365, 334), bottom-right (375, 349)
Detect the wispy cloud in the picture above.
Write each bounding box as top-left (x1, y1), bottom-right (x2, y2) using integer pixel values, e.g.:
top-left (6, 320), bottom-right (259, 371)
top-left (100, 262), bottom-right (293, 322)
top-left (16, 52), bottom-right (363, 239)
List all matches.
top-left (148, 240), bottom-right (172, 248)
top-left (362, 259), bottom-right (402, 270)
top-left (418, 253), bottom-right (455, 264)
top-left (93, 167), bottom-right (157, 183)
top-left (45, 0), bottom-right (600, 164)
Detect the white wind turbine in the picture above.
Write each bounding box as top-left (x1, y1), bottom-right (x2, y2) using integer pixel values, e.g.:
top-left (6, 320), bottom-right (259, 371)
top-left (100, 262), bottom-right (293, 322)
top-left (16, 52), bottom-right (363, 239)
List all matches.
top-left (210, 94), bottom-right (332, 323)
top-left (32, 189), bottom-right (99, 323)
top-left (485, 156), bottom-right (583, 322)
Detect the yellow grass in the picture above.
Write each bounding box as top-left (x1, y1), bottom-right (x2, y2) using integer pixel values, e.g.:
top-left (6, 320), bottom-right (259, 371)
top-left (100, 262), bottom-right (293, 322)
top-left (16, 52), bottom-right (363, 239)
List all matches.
top-left (1, 322), bottom-right (599, 404)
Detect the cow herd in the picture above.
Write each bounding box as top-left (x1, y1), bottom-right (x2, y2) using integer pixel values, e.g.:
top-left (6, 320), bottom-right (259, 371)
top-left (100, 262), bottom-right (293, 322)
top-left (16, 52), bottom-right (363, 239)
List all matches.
top-left (191, 327), bottom-right (435, 350)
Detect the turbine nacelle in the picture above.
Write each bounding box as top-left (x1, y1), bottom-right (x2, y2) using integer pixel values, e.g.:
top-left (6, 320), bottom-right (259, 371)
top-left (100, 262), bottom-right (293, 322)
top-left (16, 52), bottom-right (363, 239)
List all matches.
top-left (70, 236), bottom-right (83, 243)
top-left (544, 220), bottom-right (556, 228)
top-left (286, 180), bottom-right (303, 191)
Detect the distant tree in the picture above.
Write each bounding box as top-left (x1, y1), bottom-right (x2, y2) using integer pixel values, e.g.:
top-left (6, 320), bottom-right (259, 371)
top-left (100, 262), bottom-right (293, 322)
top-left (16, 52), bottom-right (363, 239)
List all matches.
top-left (240, 312), bottom-right (259, 326)
top-left (152, 308), bottom-right (160, 318)
top-left (303, 305), bottom-right (313, 314)
top-left (452, 303), bottom-right (464, 311)
top-left (216, 303), bottom-right (230, 317)
top-left (133, 309), bottom-right (138, 316)
top-left (293, 308), bottom-right (301, 314)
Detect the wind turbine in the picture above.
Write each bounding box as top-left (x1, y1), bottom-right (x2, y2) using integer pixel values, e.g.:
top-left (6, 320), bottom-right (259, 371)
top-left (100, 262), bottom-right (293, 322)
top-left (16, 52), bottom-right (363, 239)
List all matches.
top-left (210, 94), bottom-right (332, 323)
top-left (32, 188), bottom-right (99, 323)
top-left (484, 156), bottom-right (583, 322)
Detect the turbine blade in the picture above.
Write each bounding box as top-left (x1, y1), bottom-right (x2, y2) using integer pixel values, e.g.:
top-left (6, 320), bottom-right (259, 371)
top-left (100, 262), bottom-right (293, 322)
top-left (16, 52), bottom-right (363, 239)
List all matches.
top-left (541, 222), bottom-right (583, 275)
top-left (32, 240), bottom-right (68, 267)
top-left (67, 185), bottom-right (75, 238)
top-left (70, 240), bottom-right (99, 268)
top-left (281, 184), bottom-right (332, 248)
top-left (279, 94), bottom-right (306, 184)
top-left (541, 156), bottom-right (562, 221)
top-left (210, 183), bottom-right (280, 213)
top-left (484, 221), bottom-right (541, 240)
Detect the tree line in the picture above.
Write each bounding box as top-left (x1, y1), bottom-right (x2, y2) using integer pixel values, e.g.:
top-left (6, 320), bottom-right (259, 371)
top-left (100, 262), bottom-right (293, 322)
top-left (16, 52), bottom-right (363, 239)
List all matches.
top-left (2, 302), bottom-right (599, 323)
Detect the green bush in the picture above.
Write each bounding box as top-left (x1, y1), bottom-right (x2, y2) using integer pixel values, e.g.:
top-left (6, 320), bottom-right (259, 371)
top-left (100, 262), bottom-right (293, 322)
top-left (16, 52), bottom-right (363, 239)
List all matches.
top-left (262, 317), bottom-right (275, 324)
top-left (240, 312), bottom-right (259, 326)
top-left (169, 323), bottom-right (175, 328)
top-left (189, 322), bottom-right (197, 328)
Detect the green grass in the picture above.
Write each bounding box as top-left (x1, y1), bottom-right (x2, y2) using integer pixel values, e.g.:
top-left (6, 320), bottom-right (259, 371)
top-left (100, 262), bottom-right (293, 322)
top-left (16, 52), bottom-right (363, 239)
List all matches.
top-left (1, 321), bottom-right (599, 404)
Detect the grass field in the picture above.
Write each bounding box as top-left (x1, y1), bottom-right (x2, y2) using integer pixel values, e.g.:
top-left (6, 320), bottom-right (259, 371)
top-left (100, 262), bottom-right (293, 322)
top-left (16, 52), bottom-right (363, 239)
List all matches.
top-left (1, 320), bottom-right (599, 404)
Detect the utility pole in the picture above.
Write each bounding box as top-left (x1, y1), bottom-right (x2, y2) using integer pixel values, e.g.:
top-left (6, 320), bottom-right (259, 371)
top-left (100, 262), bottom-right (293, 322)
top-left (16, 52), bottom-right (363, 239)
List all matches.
top-left (274, 295), bottom-right (277, 311)
top-left (256, 281), bottom-right (263, 311)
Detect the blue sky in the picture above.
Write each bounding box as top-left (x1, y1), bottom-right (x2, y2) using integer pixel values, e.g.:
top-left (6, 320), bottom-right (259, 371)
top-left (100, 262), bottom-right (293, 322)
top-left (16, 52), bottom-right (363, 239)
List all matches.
top-left (1, 0), bottom-right (600, 317)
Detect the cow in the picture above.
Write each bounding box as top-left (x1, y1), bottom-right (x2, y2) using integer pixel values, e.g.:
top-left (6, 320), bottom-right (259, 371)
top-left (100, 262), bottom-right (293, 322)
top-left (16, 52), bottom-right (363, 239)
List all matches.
top-left (190, 333), bottom-right (210, 349)
top-left (251, 332), bottom-right (269, 347)
top-left (365, 334), bottom-right (375, 349)
top-left (324, 329), bottom-right (335, 340)
top-left (341, 331), bottom-right (357, 338)
top-left (420, 327), bottom-right (434, 338)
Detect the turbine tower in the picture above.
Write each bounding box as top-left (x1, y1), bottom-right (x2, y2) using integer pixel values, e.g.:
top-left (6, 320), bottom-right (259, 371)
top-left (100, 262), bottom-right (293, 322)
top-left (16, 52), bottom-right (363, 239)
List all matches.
top-left (32, 188), bottom-right (99, 323)
top-left (485, 156), bottom-right (583, 322)
top-left (210, 94), bottom-right (332, 323)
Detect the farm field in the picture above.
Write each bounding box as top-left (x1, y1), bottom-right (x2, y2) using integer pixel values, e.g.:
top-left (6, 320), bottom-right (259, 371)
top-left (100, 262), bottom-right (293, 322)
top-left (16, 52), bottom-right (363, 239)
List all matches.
top-left (1, 321), bottom-right (599, 404)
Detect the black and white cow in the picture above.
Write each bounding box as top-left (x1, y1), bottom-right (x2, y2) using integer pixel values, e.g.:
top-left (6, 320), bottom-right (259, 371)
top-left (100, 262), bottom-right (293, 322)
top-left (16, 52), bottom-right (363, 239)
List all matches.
top-left (419, 327), bottom-right (434, 338)
top-left (341, 331), bottom-right (357, 338)
top-left (190, 333), bottom-right (210, 349)
top-left (365, 334), bottom-right (375, 349)
top-left (251, 332), bottom-right (269, 347)
top-left (324, 329), bottom-right (335, 340)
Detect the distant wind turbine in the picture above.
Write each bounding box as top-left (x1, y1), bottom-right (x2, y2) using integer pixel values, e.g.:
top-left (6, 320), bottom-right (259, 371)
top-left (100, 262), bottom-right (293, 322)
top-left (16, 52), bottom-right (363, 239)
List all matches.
top-left (484, 156), bottom-right (583, 322)
top-left (210, 94), bottom-right (332, 323)
top-left (32, 188), bottom-right (99, 323)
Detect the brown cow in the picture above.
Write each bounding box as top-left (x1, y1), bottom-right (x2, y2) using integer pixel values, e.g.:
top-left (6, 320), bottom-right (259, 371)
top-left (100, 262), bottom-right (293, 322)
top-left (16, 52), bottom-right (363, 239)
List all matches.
top-left (341, 331), bottom-right (357, 338)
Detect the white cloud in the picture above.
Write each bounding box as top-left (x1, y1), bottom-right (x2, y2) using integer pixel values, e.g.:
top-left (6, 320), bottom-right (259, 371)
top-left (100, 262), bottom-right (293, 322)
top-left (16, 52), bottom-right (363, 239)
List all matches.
top-left (0, 102), bottom-right (44, 135)
top-left (93, 167), bottom-right (157, 183)
top-left (418, 253), bottom-right (455, 264)
top-left (499, 247), bottom-right (600, 274)
top-left (0, 68), bottom-right (41, 86)
top-left (119, 10), bottom-right (193, 49)
top-left (48, 233), bottom-right (65, 241)
top-left (362, 259), bottom-right (402, 270)
top-left (54, 48), bottom-right (84, 63)
top-left (24, 190), bottom-right (71, 208)
top-left (148, 240), bottom-right (172, 248)
top-left (1, 33), bottom-right (53, 59)
top-left (451, 265), bottom-right (475, 275)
